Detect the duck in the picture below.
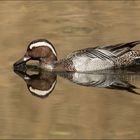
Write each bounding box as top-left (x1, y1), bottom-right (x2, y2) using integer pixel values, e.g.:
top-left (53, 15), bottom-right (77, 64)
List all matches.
top-left (14, 39), bottom-right (140, 72)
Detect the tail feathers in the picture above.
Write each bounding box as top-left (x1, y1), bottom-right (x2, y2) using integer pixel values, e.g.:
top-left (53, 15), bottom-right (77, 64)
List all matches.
top-left (133, 57), bottom-right (140, 65)
top-left (126, 40), bottom-right (140, 48)
top-left (103, 40), bottom-right (140, 51)
top-left (101, 40), bottom-right (140, 57)
top-left (115, 40), bottom-right (140, 50)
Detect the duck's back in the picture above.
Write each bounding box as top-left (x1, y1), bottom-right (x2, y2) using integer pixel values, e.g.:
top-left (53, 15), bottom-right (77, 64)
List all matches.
top-left (70, 51), bottom-right (114, 71)
top-left (62, 41), bottom-right (140, 72)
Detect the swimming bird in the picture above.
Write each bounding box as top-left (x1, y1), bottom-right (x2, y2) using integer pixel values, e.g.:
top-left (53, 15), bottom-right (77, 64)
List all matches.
top-left (14, 39), bottom-right (140, 72)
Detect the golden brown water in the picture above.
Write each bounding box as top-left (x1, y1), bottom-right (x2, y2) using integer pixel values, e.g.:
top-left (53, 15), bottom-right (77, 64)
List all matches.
top-left (1, 1), bottom-right (140, 139)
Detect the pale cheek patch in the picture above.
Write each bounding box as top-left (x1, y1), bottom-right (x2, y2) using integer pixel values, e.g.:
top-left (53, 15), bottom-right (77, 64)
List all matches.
top-left (29, 41), bottom-right (57, 56)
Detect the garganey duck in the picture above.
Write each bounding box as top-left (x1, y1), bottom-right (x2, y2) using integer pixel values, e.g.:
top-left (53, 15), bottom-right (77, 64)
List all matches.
top-left (14, 39), bottom-right (140, 72)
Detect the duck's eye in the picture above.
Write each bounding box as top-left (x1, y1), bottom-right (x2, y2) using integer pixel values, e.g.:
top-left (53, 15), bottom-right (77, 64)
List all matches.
top-left (27, 47), bottom-right (32, 51)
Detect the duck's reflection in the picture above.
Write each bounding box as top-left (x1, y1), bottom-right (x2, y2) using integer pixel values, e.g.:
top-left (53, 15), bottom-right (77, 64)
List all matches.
top-left (59, 70), bottom-right (139, 94)
top-left (14, 65), bottom-right (140, 98)
top-left (14, 68), bottom-right (57, 98)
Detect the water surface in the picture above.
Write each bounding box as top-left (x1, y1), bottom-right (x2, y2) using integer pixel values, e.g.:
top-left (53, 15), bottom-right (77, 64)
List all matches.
top-left (1, 1), bottom-right (140, 139)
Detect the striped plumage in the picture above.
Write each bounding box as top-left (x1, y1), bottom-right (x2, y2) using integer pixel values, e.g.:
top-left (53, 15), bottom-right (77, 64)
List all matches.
top-left (14, 39), bottom-right (140, 72)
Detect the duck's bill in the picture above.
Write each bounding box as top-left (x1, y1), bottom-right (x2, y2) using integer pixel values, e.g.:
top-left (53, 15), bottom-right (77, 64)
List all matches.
top-left (13, 56), bottom-right (31, 67)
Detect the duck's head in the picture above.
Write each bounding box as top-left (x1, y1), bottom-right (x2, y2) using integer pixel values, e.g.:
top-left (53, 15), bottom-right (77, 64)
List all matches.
top-left (14, 39), bottom-right (57, 67)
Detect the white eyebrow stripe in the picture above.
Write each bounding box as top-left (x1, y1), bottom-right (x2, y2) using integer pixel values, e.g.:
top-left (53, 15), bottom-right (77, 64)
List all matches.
top-left (29, 41), bottom-right (57, 56)
top-left (29, 80), bottom-right (56, 96)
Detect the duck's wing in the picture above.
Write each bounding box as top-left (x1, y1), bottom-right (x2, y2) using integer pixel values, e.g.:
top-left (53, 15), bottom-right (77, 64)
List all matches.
top-left (68, 41), bottom-right (140, 60)
top-left (68, 47), bottom-right (116, 60)
top-left (99, 40), bottom-right (140, 56)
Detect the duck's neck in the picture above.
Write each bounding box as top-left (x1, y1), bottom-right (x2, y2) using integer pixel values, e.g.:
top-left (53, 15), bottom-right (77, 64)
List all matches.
top-left (39, 54), bottom-right (57, 70)
top-left (39, 53), bottom-right (65, 70)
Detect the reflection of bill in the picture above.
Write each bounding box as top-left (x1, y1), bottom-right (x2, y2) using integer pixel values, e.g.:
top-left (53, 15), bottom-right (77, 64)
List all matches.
top-left (14, 69), bottom-right (57, 98)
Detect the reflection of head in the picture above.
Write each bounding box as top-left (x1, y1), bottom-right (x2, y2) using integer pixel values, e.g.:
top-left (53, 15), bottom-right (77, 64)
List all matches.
top-left (14, 69), bottom-right (57, 98)
top-left (27, 80), bottom-right (56, 98)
